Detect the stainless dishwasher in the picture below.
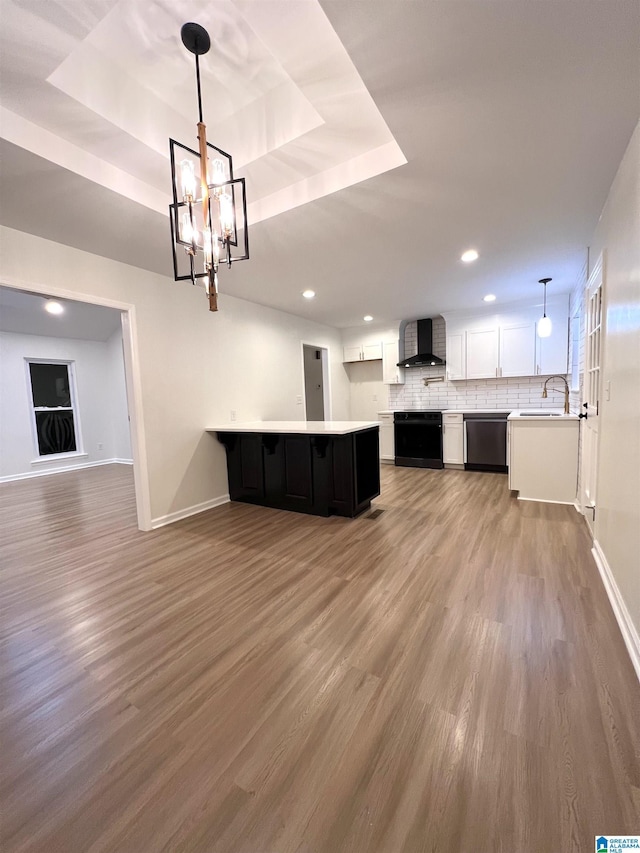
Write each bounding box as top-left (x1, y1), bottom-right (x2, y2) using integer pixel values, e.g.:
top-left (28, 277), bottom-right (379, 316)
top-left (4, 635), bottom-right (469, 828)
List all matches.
top-left (463, 413), bottom-right (509, 473)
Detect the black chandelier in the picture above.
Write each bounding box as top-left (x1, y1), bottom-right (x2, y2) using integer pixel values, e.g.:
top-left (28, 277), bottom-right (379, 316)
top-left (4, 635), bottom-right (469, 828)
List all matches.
top-left (169, 22), bottom-right (249, 312)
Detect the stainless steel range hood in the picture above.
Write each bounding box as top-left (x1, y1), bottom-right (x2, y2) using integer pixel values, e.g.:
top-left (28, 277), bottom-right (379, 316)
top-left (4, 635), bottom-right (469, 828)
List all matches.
top-left (397, 319), bottom-right (445, 367)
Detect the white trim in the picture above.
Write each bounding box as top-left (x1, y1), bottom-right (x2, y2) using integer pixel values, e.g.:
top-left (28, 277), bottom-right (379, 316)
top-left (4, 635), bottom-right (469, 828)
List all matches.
top-left (515, 496), bottom-right (576, 505)
top-left (31, 451), bottom-right (88, 465)
top-left (151, 494), bottom-right (230, 529)
top-left (0, 278), bottom-right (152, 532)
top-left (591, 540), bottom-right (640, 683)
top-left (0, 458), bottom-right (132, 483)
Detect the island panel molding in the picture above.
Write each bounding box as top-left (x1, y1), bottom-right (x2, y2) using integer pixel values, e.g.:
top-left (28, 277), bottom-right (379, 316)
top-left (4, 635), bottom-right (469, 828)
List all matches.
top-left (210, 423), bottom-right (380, 518)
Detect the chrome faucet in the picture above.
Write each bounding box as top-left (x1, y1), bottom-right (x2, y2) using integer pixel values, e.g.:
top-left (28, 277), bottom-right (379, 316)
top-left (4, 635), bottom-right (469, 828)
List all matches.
top-left (542, 375), bottom-right (570, 414)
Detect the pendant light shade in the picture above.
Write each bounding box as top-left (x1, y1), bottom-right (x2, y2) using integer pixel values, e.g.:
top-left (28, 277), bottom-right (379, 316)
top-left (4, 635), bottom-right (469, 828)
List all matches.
top-left (537, 278), bottom-right (552, 338)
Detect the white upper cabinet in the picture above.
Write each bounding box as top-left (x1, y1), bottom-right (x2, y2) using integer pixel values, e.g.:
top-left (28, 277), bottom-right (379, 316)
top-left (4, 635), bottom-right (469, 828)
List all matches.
top-left (443, 295), bottom-right (569, 380)
top-left (343, 344), bottom-right (363, 363)
top-left (362, 342), bottom-right (383, 361)
top-left (500, 321), bottom-right (536, 377)
top-left (342, 341), bottom-right (383, 362)
top-left (445, 332), bottom-right (465, 380)
top-left (536, 324), bottom-right (568, 375)
top-left (382, 340), bottom-right (405, 384)
top-left (466, 326), bottom-right (499, 379)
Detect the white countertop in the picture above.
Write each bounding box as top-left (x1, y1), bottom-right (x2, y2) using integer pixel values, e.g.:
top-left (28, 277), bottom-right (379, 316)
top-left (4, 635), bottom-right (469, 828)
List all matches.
top-left (508, 410), bottom-right (578, 421)
top-left (207, 421), bottom-right (379, 435)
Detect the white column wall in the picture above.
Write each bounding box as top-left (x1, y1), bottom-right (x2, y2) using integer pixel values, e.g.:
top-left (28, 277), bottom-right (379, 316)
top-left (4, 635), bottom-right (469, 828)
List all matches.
top-left (589, 121), bottom-right (640, 645)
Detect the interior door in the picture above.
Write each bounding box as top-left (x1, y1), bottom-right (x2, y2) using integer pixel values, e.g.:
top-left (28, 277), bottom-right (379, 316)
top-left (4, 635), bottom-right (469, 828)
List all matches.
top-left (580, 253), bottom-right (604, 533)
top-left (303, 345), bottom-right (325, 421)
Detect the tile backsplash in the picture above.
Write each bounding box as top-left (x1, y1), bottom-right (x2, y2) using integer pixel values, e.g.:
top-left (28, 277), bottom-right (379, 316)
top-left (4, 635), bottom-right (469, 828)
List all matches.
top-left (388, 317), bottom-right (571, 411)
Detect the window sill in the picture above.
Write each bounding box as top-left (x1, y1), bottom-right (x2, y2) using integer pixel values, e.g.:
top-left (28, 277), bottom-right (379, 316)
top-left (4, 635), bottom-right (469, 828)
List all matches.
top-left (30, 452), bottom-right (88, 465)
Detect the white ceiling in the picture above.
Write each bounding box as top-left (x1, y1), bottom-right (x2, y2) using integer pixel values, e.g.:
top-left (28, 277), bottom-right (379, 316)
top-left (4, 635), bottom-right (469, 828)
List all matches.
top-left (0, 287), bottom-right (123, 342)
top-left (1, 1), bottom-right (638, 328)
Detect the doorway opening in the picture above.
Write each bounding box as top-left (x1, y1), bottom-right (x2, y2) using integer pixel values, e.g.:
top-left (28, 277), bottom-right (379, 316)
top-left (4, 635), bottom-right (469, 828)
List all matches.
top-left (0, 283), bottom-right (150, 530)
top-left (302, 344), bottom-right (330, 421)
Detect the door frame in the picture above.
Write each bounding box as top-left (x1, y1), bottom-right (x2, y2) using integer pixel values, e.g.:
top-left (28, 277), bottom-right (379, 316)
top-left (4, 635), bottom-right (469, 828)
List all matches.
top-left (300, 341), bottom-right (331, 421)
top-left (0, 277), bottom-right (152, 531)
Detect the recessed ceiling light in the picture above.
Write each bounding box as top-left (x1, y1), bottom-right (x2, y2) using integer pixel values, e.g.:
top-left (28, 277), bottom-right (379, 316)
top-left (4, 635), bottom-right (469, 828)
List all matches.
top-left (483, 294), bottom-right (496, 302)
top-left (302, 290), bottom-right (315, 299)
top-left (461, 249), bottom-right (479, 263)
top-left (44, 300), bottom-right (64, 315)
top-left (363, 315), bottom-right (373, 322)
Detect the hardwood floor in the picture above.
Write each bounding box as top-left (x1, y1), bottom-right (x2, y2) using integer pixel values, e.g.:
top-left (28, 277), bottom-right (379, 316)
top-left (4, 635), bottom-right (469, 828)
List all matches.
top-left (1, 463), bottom-right (638, 852)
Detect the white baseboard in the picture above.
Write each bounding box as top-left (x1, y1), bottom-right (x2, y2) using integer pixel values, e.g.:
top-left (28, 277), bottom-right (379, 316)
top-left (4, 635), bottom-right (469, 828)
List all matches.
top-left (0, 458), bottom-right (133, 483)
top-left (516, 496), bottom-right (575, 505)
top-left (151, 494), bottom-right (230, 529)
top-left (592, 540), bottom-right (640, 683)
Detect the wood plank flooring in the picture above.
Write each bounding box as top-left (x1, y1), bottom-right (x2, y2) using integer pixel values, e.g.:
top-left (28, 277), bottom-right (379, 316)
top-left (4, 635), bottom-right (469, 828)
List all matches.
top-left (1, 463), bottom-right (639, 852)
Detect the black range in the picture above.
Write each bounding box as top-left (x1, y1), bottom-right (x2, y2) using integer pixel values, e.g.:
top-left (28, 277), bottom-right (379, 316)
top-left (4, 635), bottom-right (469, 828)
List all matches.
top-left (394, 410), bottom-right (443, 469)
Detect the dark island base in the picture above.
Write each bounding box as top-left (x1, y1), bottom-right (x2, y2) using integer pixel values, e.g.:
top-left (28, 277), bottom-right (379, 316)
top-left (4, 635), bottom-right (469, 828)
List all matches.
top-left (216, 427), bottom-right (380, 518)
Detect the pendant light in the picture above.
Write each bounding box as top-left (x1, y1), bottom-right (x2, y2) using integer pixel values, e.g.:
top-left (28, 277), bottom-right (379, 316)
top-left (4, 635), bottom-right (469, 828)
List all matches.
top-left (537, 277), bottom-right (552, 338)
top-left (168, 23), bottom-right (249, 313)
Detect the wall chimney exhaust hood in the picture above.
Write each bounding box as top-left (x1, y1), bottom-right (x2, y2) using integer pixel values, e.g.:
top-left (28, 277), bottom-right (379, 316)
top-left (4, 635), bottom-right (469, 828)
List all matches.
top-left (397, 319), bottom-right (445, 367)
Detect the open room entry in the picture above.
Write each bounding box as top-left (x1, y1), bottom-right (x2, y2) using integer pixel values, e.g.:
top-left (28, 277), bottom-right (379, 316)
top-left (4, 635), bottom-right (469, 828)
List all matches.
top-left (302, 343), bottom-right (330, 421)
top-left (0, 281), bottom-right (151, 531)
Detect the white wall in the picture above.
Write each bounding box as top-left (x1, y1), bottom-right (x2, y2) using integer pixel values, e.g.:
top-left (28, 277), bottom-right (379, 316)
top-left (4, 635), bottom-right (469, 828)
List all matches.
top-left (105, 328), bottom-right (132, 461)
top-left (0, 227), bottom-right (350, 524)
top-left (589, 121), bottom-right (640, 641)
top-left (0, 329), bottom-right (131, 479)
top-left (345, 360), bottom-right (386, 420)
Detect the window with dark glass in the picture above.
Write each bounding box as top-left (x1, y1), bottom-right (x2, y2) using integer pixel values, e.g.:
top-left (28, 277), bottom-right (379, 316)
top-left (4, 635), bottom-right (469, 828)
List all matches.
top-left (28, 362), bottom-right (79, 456)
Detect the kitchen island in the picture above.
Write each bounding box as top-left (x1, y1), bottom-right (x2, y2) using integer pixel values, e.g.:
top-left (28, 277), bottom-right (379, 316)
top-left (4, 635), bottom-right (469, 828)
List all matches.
top-left (208, 421), bottom-right (380, 517)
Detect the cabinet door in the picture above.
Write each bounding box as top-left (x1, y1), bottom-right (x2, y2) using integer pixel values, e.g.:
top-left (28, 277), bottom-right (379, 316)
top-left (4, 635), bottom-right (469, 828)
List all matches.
top-left (343, 345), bottom-right (362, 363)
top-left (379, 420), bottom-right (395, 460)
top-left (466, 328), bottom-right (499, 379)
top-left (536, 323), bottom-right (568, 375)
top-left (362, 342), bottom-right (383, 361)
top-left (442, 422), bottom-right (464, 464)
top-left (382, 340), bottom-right (405, 384)
top-left (445, 332), bottom-right (465, 379)
top-left (500, 322), bottom-right (536, 377)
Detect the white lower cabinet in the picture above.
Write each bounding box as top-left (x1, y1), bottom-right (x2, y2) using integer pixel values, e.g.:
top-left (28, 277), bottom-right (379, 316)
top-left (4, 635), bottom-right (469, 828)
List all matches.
top-left (508, 417), bottom-right (579, 503)
top-left (378, 412), bottom-right (395, 462)
top-left (442, 413), bottom-right (464, 464)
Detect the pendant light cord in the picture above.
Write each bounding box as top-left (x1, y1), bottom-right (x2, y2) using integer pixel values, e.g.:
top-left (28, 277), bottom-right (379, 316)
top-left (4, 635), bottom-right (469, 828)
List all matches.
top-left (195, 54), bottom-right (204, 124)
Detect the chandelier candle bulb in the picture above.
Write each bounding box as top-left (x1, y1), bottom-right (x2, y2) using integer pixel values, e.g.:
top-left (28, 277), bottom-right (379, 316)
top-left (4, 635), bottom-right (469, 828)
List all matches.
top-left (180, 159), bottom-right (196, 201)
top-left (211, 158), bottom-right (226, 188)
top-left (219, 193), bottom-right (234, 236)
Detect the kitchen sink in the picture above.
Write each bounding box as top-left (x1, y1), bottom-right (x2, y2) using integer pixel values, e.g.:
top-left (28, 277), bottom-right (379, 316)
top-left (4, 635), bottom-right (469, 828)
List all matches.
top-left (522, 412), bottom-right (562, 416)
